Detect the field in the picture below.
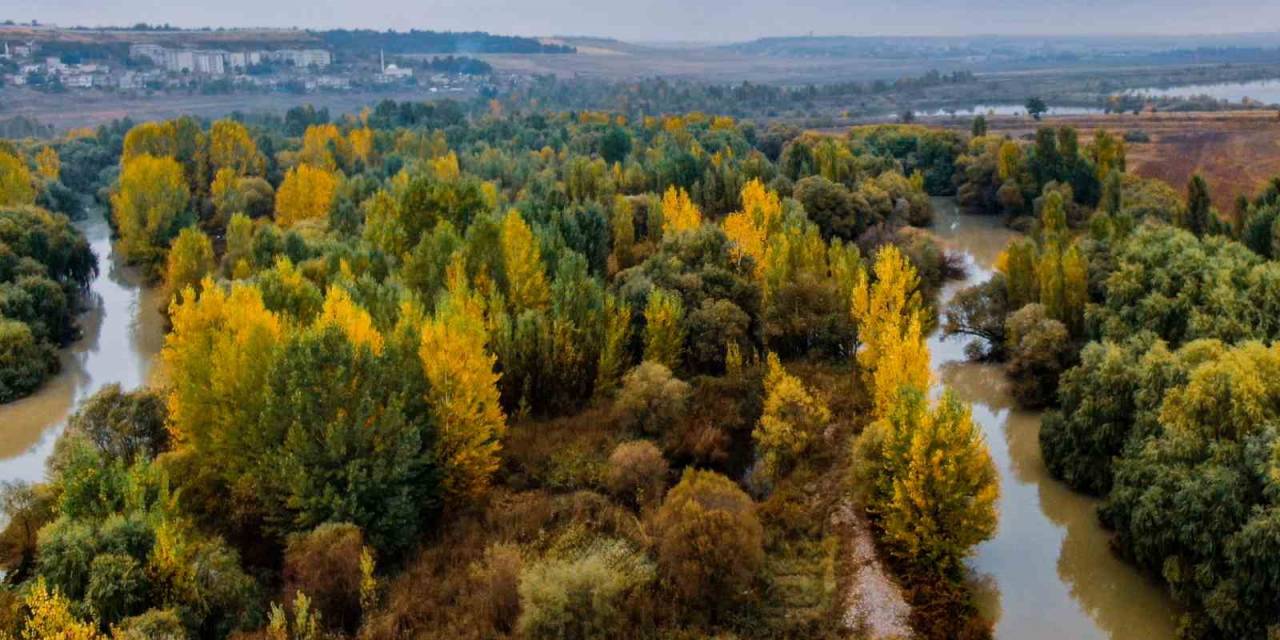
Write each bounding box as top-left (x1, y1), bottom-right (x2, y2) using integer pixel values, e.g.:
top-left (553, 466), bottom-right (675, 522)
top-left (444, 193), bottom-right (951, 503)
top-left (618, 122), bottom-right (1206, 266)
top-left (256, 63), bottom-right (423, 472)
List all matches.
top-left (940, 110), bottom-right (1280, 209)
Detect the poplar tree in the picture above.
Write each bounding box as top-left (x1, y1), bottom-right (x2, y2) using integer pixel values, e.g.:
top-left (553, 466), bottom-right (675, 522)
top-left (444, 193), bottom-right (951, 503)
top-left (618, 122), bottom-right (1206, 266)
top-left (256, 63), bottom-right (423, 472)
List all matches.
top-left (643, 287), bottom-right (685, 371)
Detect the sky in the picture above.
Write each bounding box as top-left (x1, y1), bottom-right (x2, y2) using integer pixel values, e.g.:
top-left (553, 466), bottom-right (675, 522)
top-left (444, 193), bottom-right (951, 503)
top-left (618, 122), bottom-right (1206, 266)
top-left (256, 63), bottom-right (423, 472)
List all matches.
top-left (6, 0), bottom-right (1280, 43)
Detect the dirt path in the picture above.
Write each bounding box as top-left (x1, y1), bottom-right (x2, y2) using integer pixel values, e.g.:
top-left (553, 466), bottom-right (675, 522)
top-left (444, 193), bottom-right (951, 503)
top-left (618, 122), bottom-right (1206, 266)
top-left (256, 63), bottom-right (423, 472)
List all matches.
top-left (832, 499), bottom-right (913, 639)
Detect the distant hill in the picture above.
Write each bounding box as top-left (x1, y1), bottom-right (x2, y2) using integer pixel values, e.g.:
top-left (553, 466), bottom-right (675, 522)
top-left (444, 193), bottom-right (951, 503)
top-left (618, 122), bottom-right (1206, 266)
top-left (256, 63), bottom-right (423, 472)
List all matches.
top-left (320, 29), bottom-right (574, 55)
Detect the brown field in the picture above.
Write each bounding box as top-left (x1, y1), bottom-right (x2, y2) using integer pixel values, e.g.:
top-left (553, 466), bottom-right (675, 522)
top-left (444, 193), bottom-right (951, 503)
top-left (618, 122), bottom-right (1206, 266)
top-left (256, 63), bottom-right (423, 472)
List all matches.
top-left (949, 110), bottom-right (1280, 209)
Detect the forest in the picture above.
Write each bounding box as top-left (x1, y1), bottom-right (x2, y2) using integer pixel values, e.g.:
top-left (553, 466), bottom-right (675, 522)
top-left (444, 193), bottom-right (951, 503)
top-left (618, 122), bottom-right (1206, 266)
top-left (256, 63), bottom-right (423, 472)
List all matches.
top-left (0, 92), bottom-right (1274, 640)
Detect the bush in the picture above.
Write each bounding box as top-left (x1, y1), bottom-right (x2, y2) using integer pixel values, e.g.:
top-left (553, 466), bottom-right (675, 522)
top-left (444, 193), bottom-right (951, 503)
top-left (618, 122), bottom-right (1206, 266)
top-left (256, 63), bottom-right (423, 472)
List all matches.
top-left (68, 384), bottom-right (169, 463)
top-left (0, 319), bottom-right (58, 403)
top-left (604, 441), bottom-right (668, 508)
top-left (652, 469), bottom-right (763, 623)
top-left (113, 608), bottom-right (187, 639)
top-left (84, 552), bottom-right (149, 625)
top-left (517, 539), bottom-right (654, 640)
top-left (1004, 304), bottom-right (1073, 408)
top-left (282, 522), bottom-right (369, 633)
top-left (615, 362), bottom-right (691, 436)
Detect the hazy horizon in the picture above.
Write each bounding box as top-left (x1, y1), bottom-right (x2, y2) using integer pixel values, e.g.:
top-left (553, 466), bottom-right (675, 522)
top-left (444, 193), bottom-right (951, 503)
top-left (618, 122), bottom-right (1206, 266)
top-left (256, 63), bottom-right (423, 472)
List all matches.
top-left (6, 1), bottom-right (1280, 43)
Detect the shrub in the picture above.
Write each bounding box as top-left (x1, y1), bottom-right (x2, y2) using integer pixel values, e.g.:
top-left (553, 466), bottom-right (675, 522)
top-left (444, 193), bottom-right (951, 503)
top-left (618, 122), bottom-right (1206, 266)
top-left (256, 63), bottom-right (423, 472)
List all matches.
top-left (1004, 303), bottom-right (1073, 408)
top-left (282, 522), bottom-right (369, 633)
top-left (0, 319), bottom-right (58, 403)
top-left (84, 552), bottom-right (149, 625)
top-left (68, 384), bottom-right (169, 463)
top-left (652, 469), bottom-right (763, 622)
top-left (615, 362), bottom-right (690, 436)
top-left (604, 441), bottom-right (668, 508)
top-left (113, 608), bottom-right (187, 639)
top-left (517, 539), bottom-right (654, 640)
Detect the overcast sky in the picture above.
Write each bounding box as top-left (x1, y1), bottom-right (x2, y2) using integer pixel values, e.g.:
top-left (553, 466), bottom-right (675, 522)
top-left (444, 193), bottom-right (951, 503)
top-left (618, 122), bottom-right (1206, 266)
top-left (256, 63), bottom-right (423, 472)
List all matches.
top-left (7, 0), bottom-right (1280, 42)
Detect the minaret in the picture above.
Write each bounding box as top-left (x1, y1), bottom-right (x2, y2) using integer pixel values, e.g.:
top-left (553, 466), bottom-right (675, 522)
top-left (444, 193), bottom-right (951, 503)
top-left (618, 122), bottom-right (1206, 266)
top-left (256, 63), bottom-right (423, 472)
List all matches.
top-left (380, 49), bottom-right (385, 73)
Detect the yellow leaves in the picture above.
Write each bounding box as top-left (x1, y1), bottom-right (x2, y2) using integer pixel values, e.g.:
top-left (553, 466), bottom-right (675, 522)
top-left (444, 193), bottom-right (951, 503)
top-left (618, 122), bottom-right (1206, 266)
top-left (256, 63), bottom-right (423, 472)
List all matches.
top-left (723, 179), bottom-right (783, 278)
top-left (754, 353), bottom-right (831, 480)
top-left (851, 244), bottom-right (928, 417)
top-left (659, 185), bottom-right (702, 238)
top-left (420, 256), bottom-right (506, 501)
top-left (275, 164), bottom-right (338, 227)
top-left (299, 123), bottom-right (343, 169)
top-left (34, 146), bottom-right (60, 181)
top-left (164, 279), bottom-right (283, 452)
top-left (209, 119), bottom-right (262, 175)
top-left (710, 115), bottom-right (736, 131)
top-left (164, 226), bottom-right (215, 295)
top-left (348, 127), bottom-right (376, 165)
top-left (643, 287), bottom-right (685, 371)
top-left (0, 149), bottom-right (35, 207)
top-left (16, 579), bottom-right (103, 640)
top-left (319, 286), bottom-right (384, 355)
top-left (122, 120), bottom-right (179, 163)
top-left (361, 189), bottom-right (407, 258)
top-left (856, 389), bottom-right (998, 576)
top-left (1159, 341), bottom-right (1280, 441)
top-left (997, 140), bottom-right (1022, 181)
top-left (499, 210), bottom-right (550, 312)
top-left (111, 154), bottom-right (190, 265)
top-left (431, 151), bottom-right (461, 181)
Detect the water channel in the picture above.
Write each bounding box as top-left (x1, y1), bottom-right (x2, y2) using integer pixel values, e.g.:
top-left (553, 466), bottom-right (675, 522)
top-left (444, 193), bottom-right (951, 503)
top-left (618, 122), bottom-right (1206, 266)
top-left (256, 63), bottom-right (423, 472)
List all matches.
top-left (0, 211), bottom-right (165, 486)
top-left (928, 198), bottom-right (1178, 640)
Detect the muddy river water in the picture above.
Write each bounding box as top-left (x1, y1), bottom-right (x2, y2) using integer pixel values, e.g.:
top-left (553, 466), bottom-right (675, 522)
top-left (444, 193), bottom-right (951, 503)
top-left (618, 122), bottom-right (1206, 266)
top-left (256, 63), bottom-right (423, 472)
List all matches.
top-left (0, 212), bottom-right (165, 485)
top-left (928, 198), bottom-right (1178, 639)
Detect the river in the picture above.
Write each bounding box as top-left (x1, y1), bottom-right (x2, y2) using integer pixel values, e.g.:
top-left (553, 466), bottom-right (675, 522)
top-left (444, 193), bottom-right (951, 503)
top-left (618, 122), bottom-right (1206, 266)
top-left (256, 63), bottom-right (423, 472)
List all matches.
top-left (927, 198), bottom-right (1178, 640)
top-left (0, 211), bottom-right (165, 486)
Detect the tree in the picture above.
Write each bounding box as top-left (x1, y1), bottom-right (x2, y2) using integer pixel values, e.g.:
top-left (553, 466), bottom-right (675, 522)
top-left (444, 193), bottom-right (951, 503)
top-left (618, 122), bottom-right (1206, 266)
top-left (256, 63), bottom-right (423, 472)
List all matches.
top-left (854, 388), bottom-right (998, 579)
top-left (34, 147), bottom-right (60, 182)
top-left (112, 155), bottom-right (190, 267)
top-left (1025, 97), bottom-right (1048, 120)
top-left (723, 179), bottom-right (783, 279)
top-left (614, 362), bottom-right (690, 437)
top-left (67, 384), bottom-right (168, 463)
top-left (643, 287), bottom-right (685, 371)
top-left (500, 210), bottom-right (550, 312)
top-left (753, 353), bottom-right (830, 481)
top-left (275, 164), bottom-right (338, 227)
top-left (1005, 303), bottom-right (1073, 408)
top-left (659, 185), bottom-right (701, 238)
top-left (283, 523), bottom-right (372, 633)
top-left (0, 319), bottom-right (58, 403)
top-left (420, 258), bottom-right (506, 502)
top-left (653, 469), bottom-right (763, 622)
top-left (604, 440), bottom-right (668, 507)
top-left (208, 119), bottom-right (263, 176)
top-left (517, 540), bottom-right (654, 640)
top-left (1184, 174), bottom-right (1213, 237)
top-left (971, 115), bottom-right (988, 137)
top-left (851, 244), bottom-right (929, 415)
top-left (0, 150), bottom-right (37, 206)
top-left (164, 226), bottom-right (215, 296)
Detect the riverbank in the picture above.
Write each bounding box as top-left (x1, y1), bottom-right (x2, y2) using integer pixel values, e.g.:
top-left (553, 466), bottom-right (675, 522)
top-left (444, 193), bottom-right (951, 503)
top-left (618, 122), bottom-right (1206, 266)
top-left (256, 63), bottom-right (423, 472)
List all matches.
top-left (0, 211), bottom-right (163, 485)
top-left (927, 199), bottom-right (1178, 639)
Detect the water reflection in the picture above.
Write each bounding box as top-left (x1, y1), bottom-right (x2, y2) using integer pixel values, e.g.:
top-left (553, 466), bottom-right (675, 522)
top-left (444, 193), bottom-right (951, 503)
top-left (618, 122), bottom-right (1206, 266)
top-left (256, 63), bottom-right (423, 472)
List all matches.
top-left (0, 212), bottom-right (165, 484)
top-left (928, 198), bottom-right (1177, 640)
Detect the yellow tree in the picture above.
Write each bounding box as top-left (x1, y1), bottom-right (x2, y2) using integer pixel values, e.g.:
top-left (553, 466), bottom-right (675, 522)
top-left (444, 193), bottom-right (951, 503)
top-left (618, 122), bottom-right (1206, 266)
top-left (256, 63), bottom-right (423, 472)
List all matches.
top-left (1000, 239), bottom-right (1040, 311)
top-left (223, 212), bottom-right (255, 278)
top-left (164, 279), bottom-right (284, 460)
top-left (1061, 243), bottom-right (1088, 337)
top-left (275, 164), bottom-right (338, 227)
top-left (660, 185), bottom-right (702, 238)
top-left (122, 120), bottom-right (179, 162)
top-left (855, 388), bottom-right (998, 578)
top-left (723, 179), bottom-right (783, 278)
top-left (298, 123), bottom-right (344, 169)
top-left (594, 294), bottom-right (632, 398)
top-left (348, 127), bottom-right (376, 166)
top-left (112, 154), bottom-right (190, 266)
top-left (165, 226), bottom-right (215, 296)
top-left (34, 146), bottom-right (60, 181)
top-left (361, 189), bottom-right (407, 258)
top-left (430, 151), bottom-right (461, 181)
top-left (0, 149), bottom-right (35, 206)
top-left (318, 286), bottom-right (384, 355)
top-left (420, 257), bottom-right (506, 501)
top-left (209, 119), bottom-right (263, 176)
top-left (499, 209), bottom-right (550, 312)
top-left (17, 579), bottom-right (103, 640)
top-left (754, 352), bottom-right (831, 480)
top-left (643, 287), bottom-right (685, 371)
top-left (851, 244), bottom-right (927, 414)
